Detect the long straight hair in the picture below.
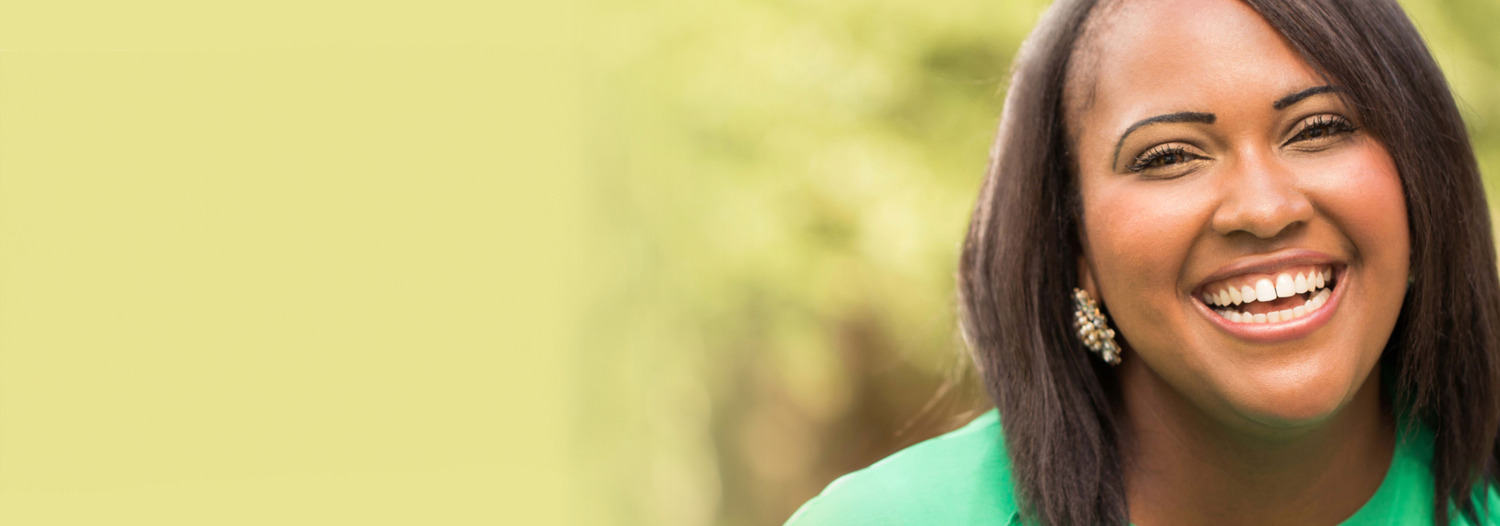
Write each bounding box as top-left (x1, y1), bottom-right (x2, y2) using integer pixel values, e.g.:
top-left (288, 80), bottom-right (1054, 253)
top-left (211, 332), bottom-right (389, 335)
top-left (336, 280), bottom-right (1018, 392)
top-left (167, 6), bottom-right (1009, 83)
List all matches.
top-left (957, 0), bottom-right (1500, 524)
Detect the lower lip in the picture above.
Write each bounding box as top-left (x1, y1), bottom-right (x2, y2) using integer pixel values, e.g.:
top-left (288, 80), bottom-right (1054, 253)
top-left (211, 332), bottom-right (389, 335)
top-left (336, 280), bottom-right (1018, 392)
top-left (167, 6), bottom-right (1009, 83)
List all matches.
top-left (1192, 270), bottom-right (1345, 343)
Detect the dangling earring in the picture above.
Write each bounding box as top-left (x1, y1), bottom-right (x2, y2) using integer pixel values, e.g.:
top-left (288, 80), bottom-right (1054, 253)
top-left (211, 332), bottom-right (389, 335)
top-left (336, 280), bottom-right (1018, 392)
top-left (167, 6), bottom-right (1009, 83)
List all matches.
top-left (1072, 288), bottom-right (1122, 365)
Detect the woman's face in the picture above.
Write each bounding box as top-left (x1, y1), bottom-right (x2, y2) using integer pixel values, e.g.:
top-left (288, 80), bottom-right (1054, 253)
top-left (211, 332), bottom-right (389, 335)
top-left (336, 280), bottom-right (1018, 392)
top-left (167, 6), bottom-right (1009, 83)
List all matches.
top-left (1070, 0), bottom-right (1409, 430)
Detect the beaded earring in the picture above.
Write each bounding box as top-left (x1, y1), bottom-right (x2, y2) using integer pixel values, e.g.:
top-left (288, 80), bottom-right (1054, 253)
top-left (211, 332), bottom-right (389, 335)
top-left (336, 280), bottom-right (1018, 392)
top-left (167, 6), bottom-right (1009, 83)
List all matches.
top-left (1072, 288), bottom-right (1122, 365)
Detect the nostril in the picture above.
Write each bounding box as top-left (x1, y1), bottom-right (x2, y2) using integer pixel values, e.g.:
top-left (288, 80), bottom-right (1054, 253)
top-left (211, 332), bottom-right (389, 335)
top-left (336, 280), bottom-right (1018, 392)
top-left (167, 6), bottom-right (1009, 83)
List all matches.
top-left (1210, 166), bottom-right (1315, 239)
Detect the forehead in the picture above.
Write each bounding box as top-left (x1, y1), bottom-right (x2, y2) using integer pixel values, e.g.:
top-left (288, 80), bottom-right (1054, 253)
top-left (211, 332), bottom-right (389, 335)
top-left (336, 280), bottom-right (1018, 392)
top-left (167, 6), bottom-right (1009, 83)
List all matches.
top-left (1075, 0), bottom-right (1324, 131)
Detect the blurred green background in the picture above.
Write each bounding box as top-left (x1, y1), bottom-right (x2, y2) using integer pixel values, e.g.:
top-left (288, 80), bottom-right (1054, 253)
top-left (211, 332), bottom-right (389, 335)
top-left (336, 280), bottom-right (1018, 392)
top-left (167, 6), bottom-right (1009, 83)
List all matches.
top-left (581, 1), bottom-right (1500, 525)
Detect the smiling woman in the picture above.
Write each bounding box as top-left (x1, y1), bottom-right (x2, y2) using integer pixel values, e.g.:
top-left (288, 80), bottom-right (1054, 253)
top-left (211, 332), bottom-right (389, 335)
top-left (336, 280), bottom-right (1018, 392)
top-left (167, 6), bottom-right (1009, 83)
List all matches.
top-left (786, 0), bottom-right (1500, 525)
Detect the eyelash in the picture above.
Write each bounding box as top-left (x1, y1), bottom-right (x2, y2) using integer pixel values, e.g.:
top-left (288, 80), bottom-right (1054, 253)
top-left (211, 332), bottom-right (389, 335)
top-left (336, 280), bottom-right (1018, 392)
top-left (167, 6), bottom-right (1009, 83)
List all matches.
top-left (1283, 114), bottom-right (1358, 146)
top-left (1127, 114), bottom-right (1360, 173)
top-left (1128, 144), bottom-right (1196, 172)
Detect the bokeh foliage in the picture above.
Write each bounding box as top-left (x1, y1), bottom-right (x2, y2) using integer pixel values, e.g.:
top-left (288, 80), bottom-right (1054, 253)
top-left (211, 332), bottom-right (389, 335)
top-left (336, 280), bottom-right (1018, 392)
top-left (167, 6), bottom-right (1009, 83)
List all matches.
top-left (583, 1), bottom-right (1500, 525)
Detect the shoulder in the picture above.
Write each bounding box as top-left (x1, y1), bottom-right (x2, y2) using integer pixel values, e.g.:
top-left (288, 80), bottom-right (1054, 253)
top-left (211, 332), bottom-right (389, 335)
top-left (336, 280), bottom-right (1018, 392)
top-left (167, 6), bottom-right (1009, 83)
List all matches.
top-left (1454, 475), bottom-right (1500, 526)
top-left (1471, 485), bottom-right (1500, 525)
top-left (783, 409), bottom-right (1021, 526)
top-left (1347, 418), bottom-right (1500, 525)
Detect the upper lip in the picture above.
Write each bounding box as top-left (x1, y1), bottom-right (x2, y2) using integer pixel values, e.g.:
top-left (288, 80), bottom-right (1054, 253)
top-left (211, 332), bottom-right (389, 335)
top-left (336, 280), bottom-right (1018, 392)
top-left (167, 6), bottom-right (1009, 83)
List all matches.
top-left (1192, 249), bottom-right (1342, 294)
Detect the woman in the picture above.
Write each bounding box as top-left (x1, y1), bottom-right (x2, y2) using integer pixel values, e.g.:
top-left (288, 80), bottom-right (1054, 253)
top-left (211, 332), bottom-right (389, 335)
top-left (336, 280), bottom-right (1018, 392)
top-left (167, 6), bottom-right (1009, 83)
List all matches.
top-left (787, 0), bottom-right (1500, 524)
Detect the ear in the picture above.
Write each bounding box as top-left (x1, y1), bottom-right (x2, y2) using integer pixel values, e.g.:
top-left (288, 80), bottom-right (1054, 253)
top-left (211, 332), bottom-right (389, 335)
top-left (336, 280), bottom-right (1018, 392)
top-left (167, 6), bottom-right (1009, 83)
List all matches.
top-left (1076, 255), bottom-right (1100, 300)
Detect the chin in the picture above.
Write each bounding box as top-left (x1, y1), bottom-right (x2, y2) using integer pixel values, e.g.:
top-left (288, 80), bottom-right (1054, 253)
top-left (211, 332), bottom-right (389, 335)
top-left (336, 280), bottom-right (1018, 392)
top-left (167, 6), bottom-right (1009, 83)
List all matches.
top-left (1221, 358), bottom-right (1368, 430)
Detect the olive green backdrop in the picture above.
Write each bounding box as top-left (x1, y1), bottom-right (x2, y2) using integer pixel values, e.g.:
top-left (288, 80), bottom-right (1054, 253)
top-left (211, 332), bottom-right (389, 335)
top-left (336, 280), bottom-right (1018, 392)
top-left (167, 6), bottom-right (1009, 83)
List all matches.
top-left (0, 2), bottom-right (584, 525)
top-left (585, 1), bottom-right (1500, 525)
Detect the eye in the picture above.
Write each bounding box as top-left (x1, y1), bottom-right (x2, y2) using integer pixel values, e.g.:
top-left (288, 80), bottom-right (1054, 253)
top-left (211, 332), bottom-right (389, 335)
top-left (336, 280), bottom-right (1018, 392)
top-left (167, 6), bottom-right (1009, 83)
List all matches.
top-left (1129, 144), bottom-right (1202, 173)
top-left (1284, 114), bottom-right (1358, 147)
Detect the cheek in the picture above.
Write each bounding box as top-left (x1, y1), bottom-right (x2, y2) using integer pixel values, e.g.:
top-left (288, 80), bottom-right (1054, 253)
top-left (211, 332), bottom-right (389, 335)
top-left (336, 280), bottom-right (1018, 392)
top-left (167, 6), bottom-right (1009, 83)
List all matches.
top-left (1080, 179), bottom-right (1216, 335)
top-left (1307, 144), bottom-right (1410, 266)
top-left (1081, 180), bottom-right (1214, 292)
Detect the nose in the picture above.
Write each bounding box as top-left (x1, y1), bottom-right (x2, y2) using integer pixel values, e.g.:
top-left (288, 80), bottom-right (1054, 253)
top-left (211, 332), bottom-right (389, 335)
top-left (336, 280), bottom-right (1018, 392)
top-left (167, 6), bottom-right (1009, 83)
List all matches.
top-left (1210, 152), bottom-right (1314, 239)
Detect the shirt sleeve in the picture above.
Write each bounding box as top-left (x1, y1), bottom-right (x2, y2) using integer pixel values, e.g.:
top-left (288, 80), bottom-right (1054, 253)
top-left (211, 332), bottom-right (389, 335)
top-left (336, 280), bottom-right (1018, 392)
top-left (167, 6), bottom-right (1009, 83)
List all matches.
top-left (782, 472), bottom-right (906, 526)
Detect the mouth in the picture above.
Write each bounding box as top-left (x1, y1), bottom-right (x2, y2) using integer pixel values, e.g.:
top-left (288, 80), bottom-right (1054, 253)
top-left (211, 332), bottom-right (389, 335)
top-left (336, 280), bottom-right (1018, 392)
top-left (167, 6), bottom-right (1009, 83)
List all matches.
top-left (1196, 265), bottom-right (1338, 323)
top-left (1192, 261), bottom-right (1346, 343)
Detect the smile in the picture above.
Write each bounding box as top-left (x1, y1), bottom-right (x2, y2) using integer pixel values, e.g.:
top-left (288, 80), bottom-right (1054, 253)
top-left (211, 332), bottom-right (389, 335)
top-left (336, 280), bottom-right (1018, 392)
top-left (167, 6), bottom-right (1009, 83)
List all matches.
top-left (1198, 266), bottom-right (1337, 323)
top-left (1190, 254), bottom-right (1348, 344)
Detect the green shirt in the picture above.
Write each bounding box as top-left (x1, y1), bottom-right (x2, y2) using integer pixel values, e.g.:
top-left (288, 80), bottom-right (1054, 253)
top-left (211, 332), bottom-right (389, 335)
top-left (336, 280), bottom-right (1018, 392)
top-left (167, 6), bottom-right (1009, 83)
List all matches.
top-left (786, 409), bottom-right (1500, 525)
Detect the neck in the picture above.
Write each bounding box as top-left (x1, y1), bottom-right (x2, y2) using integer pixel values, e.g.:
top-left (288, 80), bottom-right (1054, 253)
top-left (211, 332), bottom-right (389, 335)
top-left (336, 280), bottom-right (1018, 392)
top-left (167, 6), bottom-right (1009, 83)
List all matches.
top-left (1118, 360), bottom-right (1394, 526)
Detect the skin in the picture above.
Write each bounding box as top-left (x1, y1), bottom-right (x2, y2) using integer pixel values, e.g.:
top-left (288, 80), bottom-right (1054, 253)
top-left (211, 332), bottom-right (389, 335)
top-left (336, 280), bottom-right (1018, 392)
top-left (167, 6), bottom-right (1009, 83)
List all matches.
top-left (1068, 0), bottom-right (1409, 523)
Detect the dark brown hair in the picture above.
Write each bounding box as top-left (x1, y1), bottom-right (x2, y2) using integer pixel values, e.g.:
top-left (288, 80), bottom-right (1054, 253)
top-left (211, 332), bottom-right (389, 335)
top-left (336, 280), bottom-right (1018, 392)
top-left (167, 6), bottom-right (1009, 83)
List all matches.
top-left (957, 0), bottom-right (1500, 524)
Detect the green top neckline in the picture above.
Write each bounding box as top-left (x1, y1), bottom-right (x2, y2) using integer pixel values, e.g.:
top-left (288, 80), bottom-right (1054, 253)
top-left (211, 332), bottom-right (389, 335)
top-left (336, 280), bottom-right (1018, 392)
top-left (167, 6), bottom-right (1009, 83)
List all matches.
top-left (787, 408), bottom-right (1499, 525)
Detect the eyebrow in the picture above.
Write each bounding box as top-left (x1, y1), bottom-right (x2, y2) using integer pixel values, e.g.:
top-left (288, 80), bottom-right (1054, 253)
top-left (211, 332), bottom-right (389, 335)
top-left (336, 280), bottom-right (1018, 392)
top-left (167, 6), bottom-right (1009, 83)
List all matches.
top-left (1108, 86), bottom-right (1345, 167)
top-left (1272, 85), bottom-right (1340, 110)
top-left (1111, 112), bottom-right (1216, 167)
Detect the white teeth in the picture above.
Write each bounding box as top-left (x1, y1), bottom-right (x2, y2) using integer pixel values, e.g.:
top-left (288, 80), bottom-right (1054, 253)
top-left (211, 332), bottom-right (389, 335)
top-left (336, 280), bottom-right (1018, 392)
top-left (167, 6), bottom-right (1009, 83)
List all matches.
top-left (1275, 274), bottom-right (1296, 298)
top-left (1255, 279), bottom-right (1277, 302)
top-left (1310, 288), bottom-right (1329, 308)
top-left (1203, 267), bottom-right (1332, 308)
top-left (1203, 266), bottom-right (1338, 325)
top-left (1215, 287), bottom-right (1332, 324)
